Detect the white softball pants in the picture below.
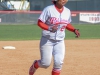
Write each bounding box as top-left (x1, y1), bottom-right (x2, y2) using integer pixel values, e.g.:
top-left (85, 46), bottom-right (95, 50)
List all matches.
top-left (38, 36), bottom-right (65, 70)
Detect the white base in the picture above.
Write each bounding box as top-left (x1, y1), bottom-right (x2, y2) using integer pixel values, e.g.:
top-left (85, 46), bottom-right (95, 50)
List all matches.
top-left (3, 46), bottom-right (16, 50)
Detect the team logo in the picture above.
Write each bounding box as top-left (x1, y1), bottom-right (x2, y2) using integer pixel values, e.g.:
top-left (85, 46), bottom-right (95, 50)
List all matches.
top-left (49, 17), bottom-right (69, 25)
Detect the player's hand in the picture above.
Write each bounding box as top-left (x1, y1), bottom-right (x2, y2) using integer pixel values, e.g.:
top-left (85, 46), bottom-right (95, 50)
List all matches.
top-left (74, 29), bottom-right (80, 38)
top-left (48, 25), bottom-right (58, 33)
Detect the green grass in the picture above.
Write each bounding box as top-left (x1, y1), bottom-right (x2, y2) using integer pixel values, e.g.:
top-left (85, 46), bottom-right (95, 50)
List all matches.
top-left (66, 24), bottom-right (100, 39)
top-left (0, 24), bottom-right (100, 41)
top-left (0, 25), bottom-right (42, 41)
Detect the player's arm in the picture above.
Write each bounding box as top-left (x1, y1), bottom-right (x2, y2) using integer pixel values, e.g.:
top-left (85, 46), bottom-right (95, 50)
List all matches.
top-left (37, 19), bottom-right (58, 33)
top-left (66, 23), bottom-right (80, 38)
top-left (37, 19), bottom-right (49, 30)
top-left (66, 23), bottom-right (75, 32)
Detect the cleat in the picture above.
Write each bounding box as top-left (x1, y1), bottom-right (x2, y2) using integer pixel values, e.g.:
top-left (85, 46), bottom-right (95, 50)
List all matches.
top-left (29, 60), bottom-right (37, 75)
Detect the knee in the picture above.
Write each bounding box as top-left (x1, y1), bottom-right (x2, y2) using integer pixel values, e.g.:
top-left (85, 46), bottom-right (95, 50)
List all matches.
top-left (54, 60), bottom-right (63, 69)
top-left (40, 61), bottom-right (51, 68)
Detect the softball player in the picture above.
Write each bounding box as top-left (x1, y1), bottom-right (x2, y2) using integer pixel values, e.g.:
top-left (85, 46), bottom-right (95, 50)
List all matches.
top-left (29, 0), bottom-right (80, 75)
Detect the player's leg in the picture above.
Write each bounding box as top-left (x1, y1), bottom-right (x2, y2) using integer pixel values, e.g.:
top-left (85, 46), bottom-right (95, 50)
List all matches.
top-left (38, 36), bottom-right (53, 68)
top-left (52, 40), bottom-right (65, 75)
top-left (29, 36), bottom-right (53, 75)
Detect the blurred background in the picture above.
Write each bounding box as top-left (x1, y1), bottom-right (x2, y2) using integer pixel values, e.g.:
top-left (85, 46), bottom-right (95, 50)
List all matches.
top-left (0, 0), bottom-right (100, 11)
top-left (0, 0), bottom-right (100, 24)
top-left (0, 0), bottom-right (100, 40)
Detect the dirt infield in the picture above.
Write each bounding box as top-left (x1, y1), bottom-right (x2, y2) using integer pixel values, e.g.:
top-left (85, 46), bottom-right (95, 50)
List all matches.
top-left (0, 39), bottom-right (100, 75)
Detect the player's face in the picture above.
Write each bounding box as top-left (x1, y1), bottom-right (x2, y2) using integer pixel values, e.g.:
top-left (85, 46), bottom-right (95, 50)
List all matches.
top-left (57, 0), bottom-right (68, 6)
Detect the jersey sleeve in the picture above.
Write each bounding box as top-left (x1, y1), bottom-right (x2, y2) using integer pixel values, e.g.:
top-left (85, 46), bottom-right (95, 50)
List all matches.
top-left (38, 7), bottom-right (49, 23)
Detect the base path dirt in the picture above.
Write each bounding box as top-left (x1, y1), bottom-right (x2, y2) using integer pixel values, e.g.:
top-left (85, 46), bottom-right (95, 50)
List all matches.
top-left (0, 39), bottom-right (100, 75)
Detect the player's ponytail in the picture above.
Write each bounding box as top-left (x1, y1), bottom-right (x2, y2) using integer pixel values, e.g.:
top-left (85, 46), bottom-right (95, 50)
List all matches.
top-left (52, 0), bottom-right (57, 5)
top-left (52, 1), bottom-right (57, 5)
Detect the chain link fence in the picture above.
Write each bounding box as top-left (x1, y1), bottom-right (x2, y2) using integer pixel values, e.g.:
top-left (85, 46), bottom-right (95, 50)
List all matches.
top-left (0, 11), bottom-right (100, 25)
top-left (0, 11), bottom-right (40, 25)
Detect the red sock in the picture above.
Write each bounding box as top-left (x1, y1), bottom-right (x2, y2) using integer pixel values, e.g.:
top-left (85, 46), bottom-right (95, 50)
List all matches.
top-left (34, 61), bottom-right (39, 69)
top-left (52, 69), bottom-right (61, 75)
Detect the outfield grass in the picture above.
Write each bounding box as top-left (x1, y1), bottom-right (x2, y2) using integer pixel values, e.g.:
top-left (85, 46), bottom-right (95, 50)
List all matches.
top-left (0, 24), bottom-right (100, 41)
top-left (66, 24), bottom-right (100, 39)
